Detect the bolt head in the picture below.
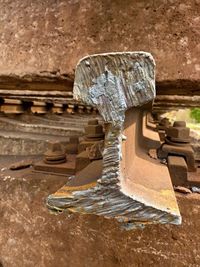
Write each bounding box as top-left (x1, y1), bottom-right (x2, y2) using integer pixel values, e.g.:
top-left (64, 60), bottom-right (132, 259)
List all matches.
top-left (166, 121), bottom-right (190, 142)
top-left (159, 118), bottom-right (171, 127)
top-left (48, 141), bottom-right (62, 152)
top-left (85, 124), bottom-right (104, 137)
top-left (173, 121), bottom-right (186, 128)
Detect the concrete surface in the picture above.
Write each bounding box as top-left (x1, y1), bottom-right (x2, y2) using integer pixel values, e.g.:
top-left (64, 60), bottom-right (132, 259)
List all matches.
top-left (0, 113), bottom-right (96, 155)
top-left (0, 156), bottom-right (200, 267)
top-left (0, 0), bottom-right (199, 89)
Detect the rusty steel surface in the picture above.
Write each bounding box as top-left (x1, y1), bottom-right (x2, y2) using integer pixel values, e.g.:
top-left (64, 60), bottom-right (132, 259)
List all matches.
top-left (158, 120), bottom-right (197, 173)
top-left (47, 52), bottom-right (181, 228)
top-left (120, 108), bottom-right (180, 218)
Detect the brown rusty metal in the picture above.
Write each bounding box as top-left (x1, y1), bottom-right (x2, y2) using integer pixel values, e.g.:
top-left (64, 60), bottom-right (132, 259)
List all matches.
top-left (65, 137), bottom-right (79, 154)
top-left (158, 121), bottom-right (196, 172)
top-left (0, 95), bottom-right (97, 116)
top-left (75, 150), bottom-right (91, 172)
top-left (157, 118), bottom-right (171, 131)
top-left (78, 119), bottom-right (105, 153)
top-left (52, 103), bottom-right (64, 114)
top-left (75, 120), bottom-right (104, 172)
top-left (154, 95), bottom-right (200, 109)
top-left (65, 104), bottom-right (75, 114)
top-left (156, 117), bottom-right (171, 142)
top-left (77, 104), bottom-right (85, 114)
top-left (166, 121), bottom-right (190, 143)
top-left (33, 155), bottom-right (76, 176)
top-left (31, 101), bottom-right (47, 114)
top-left (44, 141), bottom-right (66, 164)
top-left (85, 119), bottom-right (104, 140)
top-left (159, 144), bottom-right (196, 172)
top-left (47, 52), bottom-right (181, 228)
top-left (86, 105), bottom-right (93, 114)
top-left (167, 156), bottom-right (188, 186)
top-left (33, 141), bottom-right (76, 176)
top-left (0, 99), bottom-right (24, 114)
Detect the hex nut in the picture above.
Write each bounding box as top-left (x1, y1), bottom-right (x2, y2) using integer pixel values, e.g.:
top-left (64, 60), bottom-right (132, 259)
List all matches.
top-left (85, 124), bottom-right (104, 136)
top-left (166, 121), bottom-right (190, 142)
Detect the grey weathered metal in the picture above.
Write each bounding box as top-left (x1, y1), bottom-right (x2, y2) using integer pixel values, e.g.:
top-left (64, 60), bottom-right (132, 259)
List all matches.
top-left (47, 52), bottom-right (181, 228)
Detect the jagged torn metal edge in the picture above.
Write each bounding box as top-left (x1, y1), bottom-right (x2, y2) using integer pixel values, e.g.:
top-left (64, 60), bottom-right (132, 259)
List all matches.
top-left (47, 52), bottom-right (181, 227)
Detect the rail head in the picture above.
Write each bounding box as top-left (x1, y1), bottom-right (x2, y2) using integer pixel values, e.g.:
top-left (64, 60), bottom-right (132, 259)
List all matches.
top-left (73, 52), bottom-right (156, 124)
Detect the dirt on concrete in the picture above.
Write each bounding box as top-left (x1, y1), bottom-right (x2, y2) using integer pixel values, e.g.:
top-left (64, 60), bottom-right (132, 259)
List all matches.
top-left (0, 156), bottom-right (200, 267)
top-left (0, 0), bottom-right (199, 86)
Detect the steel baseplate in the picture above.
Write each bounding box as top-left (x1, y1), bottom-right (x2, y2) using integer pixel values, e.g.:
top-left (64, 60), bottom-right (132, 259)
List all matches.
top-left (47, 52), bottom-right (181, 228)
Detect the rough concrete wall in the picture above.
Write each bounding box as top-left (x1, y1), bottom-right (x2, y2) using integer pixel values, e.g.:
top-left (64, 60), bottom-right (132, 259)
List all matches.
top-left (0, 0), bottom-right (199, 85)
top-left (0, 161), bottom-right (200, 267)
